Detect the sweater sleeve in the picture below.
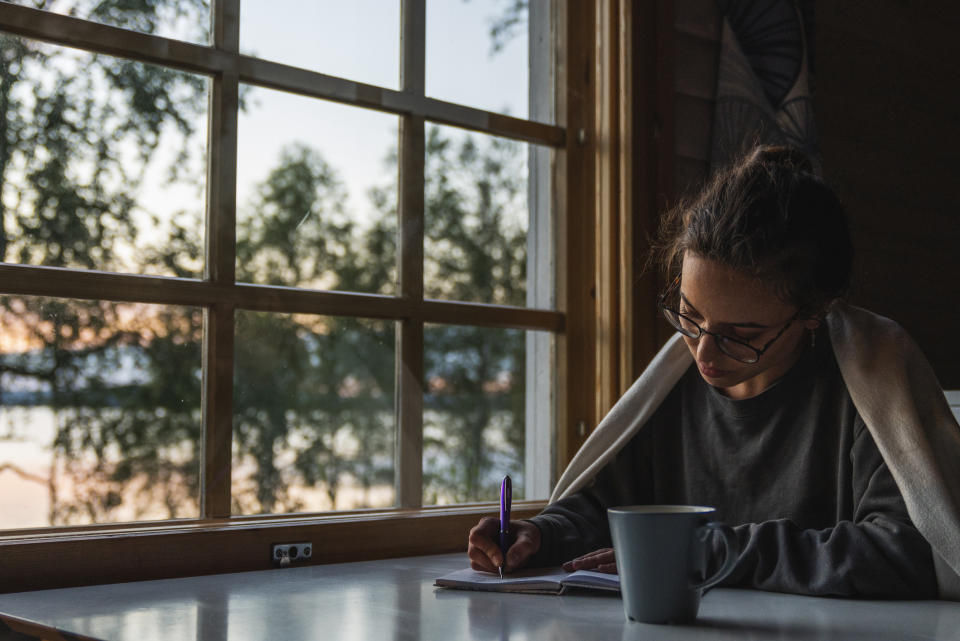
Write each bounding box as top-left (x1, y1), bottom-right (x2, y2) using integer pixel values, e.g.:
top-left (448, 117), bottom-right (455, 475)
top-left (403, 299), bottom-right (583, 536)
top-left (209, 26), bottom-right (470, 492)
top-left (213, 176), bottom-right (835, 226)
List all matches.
top-left (526, 432), bottom-right (653, 568)
top-left (714, 419), bottom-right (939, 598)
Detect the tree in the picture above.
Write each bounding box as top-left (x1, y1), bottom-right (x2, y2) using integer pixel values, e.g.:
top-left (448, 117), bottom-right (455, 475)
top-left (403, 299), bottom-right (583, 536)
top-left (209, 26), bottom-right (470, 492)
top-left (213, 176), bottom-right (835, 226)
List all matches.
top-left (0, 0), bottom-right (531, 524)
top-left (230, 128), bottom-right (528, 512)
top-left (0, 0), bottom-right (208, 524)
top-left (232, 144), bottom-right (396, 513)
top-left (421, 126), bottom-right (528, 503)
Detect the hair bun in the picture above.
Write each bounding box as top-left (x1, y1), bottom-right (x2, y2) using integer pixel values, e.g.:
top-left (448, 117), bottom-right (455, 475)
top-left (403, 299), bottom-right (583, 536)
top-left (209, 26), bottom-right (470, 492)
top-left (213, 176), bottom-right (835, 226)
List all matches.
top-left (752, 145), bottom-right (815, 174)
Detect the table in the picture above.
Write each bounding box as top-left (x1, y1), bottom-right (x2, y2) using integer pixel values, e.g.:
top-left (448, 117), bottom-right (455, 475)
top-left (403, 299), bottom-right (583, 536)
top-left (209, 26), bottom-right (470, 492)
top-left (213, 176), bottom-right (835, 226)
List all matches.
top-left (0, 553), bottom-right (958, 640)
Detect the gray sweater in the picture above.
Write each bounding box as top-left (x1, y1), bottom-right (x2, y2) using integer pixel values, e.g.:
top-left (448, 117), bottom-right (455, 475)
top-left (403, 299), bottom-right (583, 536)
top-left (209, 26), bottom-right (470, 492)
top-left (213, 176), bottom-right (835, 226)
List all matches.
top-left (529, 337), bottom-right (938, 598)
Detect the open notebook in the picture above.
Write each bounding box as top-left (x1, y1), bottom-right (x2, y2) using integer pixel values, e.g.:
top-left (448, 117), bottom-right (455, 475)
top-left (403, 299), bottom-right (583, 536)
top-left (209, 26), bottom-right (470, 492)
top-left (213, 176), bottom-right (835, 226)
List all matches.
top-left (434, 566), bottom-right (620, 595)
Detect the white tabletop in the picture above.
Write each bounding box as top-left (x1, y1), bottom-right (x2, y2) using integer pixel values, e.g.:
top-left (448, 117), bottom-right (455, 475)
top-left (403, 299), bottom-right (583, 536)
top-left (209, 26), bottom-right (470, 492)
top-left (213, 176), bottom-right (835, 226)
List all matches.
top-left (0, 553), bottom-right (958, 640)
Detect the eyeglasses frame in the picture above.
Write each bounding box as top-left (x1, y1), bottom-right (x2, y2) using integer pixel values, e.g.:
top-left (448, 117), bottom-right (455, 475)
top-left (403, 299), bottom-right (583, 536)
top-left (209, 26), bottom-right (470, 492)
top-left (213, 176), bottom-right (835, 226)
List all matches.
top-left (656, 274), bottom-right (801, 364)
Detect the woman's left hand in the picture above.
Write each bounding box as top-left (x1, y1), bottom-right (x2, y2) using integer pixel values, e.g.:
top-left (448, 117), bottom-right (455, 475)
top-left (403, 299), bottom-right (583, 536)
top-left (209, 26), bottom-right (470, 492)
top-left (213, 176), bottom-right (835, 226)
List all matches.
top-left (562, 547), bottom-right (617, 574)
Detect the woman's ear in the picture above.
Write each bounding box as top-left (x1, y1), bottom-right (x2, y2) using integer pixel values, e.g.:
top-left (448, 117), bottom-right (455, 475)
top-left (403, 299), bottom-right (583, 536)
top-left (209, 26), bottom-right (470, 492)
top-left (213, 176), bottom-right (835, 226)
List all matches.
top-left (802, 315), bottom-right (822, 331)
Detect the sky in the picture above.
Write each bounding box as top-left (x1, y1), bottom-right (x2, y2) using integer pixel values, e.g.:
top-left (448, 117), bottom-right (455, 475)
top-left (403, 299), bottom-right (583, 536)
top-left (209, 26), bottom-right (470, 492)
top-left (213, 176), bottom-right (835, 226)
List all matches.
top-left (235, 0), bottom-right (530, 235)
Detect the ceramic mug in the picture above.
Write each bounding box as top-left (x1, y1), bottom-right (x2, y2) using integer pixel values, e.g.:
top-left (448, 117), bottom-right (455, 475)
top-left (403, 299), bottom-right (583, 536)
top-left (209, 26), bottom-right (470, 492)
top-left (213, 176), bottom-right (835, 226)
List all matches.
top-left (608, 505), bottom-right (739, 624)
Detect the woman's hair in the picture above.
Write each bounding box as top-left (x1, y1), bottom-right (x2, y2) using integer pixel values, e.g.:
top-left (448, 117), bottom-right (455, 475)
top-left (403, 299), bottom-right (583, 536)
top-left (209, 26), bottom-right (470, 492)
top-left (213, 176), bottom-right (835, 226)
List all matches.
top-left (653, 146), bottom-right (853, 316)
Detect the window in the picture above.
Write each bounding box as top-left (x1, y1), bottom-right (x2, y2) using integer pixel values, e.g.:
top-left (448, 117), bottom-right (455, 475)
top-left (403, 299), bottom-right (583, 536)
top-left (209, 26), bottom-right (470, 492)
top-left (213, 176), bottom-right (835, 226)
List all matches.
top-left (0, 0), bottom-right (632, 591)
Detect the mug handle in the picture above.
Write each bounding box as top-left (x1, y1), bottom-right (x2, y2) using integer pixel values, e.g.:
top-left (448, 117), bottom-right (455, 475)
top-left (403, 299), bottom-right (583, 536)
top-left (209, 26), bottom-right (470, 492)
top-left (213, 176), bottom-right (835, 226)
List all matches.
top-left (689, 521), bottom-right (739, 592)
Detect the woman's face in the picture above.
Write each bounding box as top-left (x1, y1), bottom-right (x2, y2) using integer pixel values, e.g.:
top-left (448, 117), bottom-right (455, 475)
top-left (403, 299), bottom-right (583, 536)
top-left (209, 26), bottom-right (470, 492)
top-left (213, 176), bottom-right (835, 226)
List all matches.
top-left (678, 253), bottom-right (819, 400)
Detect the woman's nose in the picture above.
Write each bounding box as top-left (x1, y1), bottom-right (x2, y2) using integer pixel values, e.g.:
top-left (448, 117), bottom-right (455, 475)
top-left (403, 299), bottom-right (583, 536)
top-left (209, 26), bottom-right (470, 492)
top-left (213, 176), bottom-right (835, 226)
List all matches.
top-left (695, 332), bottom-right (721, 362)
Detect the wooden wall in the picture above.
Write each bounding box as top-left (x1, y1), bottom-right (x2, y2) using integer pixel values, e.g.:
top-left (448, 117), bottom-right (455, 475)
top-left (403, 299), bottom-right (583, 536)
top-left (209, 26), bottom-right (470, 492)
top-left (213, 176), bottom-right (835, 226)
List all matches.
top-left (639, 0), bottom-right (719, 355)
top-left (672, 0), bottom-right (720, 199)
top-left (644, 1), bottom-right (960, 388)
top-left (627, 0), bottom-right (721, 372)
top-left (816, 1), bottom-right (960, 388)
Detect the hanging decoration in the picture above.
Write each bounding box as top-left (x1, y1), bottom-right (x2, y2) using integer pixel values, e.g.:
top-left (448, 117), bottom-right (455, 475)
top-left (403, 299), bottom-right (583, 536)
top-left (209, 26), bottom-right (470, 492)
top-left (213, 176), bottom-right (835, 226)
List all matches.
top-left (711, 1), bottom-right (819, 172)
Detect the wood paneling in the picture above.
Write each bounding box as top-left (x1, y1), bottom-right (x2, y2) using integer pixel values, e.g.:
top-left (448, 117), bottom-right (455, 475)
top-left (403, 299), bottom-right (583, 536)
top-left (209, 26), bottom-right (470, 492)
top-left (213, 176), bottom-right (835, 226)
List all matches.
top-left (674, 154), bottom-right (710, 199)
top-left (670, 0), bottom-right (719, 208)
top-left (816, 1), bottom-right (960, 387)
top-left (626, 0), bottom-right (719, 371)
top-left (631, 0), bottom-right (723, 372)
top-left (674, 94), bottom-right (714, 162)
top-left (674, 0), bottom-right (721, 42)
top-left (638, 0), bottom-right (960, 388)
top-left (625, 0), bottom-right (675, 378)
top-left (673, 32), bottom-right (720, 102)
top-left (817, 1), bottom-right (960, 67)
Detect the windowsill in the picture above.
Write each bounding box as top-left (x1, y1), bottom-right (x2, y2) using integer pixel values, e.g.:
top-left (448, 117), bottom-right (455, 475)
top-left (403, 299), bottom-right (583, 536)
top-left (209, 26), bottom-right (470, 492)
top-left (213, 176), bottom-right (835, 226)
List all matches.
top-left (0, 500), bottom-right (547, 593)
top-left (0, 500), bottom-right (548, 540)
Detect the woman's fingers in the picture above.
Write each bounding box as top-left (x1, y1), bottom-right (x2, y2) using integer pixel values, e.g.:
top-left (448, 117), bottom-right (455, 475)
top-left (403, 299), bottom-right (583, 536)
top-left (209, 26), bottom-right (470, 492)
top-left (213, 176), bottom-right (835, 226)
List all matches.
top-left (562, 547), bottom-right (616, 572)
top-left (467, 517), bottom-right (502, 572)
top-left (467, 518), bottom-right (542, 574)
top-left (594, 561), bottom-right (618, 574)
top-left (504, 521), bottom-right (541, 572)
top-left (468, 549), bottom-right (498, 573)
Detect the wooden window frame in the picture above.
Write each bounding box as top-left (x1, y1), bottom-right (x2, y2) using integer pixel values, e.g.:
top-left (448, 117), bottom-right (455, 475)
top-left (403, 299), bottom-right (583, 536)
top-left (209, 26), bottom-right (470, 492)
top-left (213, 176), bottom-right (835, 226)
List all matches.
top-left (0, 0), bottom-right (651, 592)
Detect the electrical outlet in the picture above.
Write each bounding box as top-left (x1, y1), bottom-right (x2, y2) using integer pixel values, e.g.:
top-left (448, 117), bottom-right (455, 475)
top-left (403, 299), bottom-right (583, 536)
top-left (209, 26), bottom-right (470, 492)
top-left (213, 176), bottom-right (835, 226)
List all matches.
top-left (272, 542), bottom-right (312, 567)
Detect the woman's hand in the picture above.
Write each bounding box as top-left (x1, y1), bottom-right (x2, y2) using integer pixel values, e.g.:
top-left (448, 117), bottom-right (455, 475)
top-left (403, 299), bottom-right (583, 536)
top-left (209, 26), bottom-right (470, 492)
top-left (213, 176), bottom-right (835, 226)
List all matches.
top-left (467, 517), bottom-right (541, 574)
top-left (562, 547), bottom-right (617, 574)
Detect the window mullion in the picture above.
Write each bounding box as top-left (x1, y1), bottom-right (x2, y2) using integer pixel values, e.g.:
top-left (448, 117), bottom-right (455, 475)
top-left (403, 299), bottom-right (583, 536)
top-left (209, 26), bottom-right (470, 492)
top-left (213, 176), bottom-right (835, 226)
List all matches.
top-left (396, 0), bottom-right (426, 509)
top-left (202, 0), bottom-right (240, 519)
top-left (525, 0), bottom-right (559, 499)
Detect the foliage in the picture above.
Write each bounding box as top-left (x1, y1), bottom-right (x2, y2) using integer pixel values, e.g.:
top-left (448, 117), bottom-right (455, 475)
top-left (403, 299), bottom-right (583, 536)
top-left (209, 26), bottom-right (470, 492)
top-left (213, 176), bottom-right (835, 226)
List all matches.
top-left (422, 126), bottom-right (527, 503)
top-left (467, 0), bottom-right (529, 55)
top-left (0, 1), bottom-right (530, 525)
top-left (0, 0), bottom-right (208, 523)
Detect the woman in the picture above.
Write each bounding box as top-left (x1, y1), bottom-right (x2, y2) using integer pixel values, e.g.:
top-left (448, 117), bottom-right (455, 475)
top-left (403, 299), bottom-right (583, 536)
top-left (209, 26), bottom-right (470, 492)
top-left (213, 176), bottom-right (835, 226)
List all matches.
top-left (467, 146), bottom-right (960, 598)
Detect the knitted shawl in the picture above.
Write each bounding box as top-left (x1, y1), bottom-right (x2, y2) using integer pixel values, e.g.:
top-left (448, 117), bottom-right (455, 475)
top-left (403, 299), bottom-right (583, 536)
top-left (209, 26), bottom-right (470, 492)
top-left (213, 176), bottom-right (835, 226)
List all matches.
top-left (550, 303), bottom-right (960, 599)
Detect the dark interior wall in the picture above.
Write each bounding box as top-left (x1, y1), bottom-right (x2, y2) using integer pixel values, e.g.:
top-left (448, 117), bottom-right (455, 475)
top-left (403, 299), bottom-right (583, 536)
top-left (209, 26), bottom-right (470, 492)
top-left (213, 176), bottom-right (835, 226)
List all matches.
top-left (672, 0), bottom-right (720, 198)
top-left (816, 1), bottom-right (960, 388)
top-left (656, 0), bottom-right (720, 352)
top-left (663, 0), bottom-right (960, 388)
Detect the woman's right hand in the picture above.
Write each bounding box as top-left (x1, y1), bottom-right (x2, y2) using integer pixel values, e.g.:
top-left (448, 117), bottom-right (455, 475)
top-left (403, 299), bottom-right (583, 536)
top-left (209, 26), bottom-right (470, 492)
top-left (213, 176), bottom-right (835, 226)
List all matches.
top-left (467, 517), bottom-right (541, 574)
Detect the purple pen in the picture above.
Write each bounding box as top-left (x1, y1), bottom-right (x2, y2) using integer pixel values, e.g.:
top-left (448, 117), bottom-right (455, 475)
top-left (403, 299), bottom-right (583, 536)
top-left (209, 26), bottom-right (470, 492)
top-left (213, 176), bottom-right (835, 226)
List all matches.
top-left (499, 475), bottom-right (512, 578)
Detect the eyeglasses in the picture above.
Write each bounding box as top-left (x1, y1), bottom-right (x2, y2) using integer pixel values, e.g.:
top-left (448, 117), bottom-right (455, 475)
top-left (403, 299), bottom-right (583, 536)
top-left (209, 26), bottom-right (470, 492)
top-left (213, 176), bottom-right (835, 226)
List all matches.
top-left (657, 275), bottom-right (799, 364)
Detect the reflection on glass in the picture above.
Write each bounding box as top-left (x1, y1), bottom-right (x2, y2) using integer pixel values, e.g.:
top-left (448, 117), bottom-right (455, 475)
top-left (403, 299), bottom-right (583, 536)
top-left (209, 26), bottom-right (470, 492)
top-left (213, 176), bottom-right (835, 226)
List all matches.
top-left (0, 296), bottom-right (203, 529)
top-left (240, 0), bottom-right (399, 89)
top-left (233, 313), bottom-right (395, 515)
top-left (423, 324), bottom-right (526, 505)
top-left (5, 0), bottom-right (210, 43)
top-left (424, 124), bottom-right (529, 306)
top-left (0, 34), bottom-right (208, 278)
top-left (237, 87), bottom-right (398, 293)
top-left (426, 0), bottom-right (529, 119)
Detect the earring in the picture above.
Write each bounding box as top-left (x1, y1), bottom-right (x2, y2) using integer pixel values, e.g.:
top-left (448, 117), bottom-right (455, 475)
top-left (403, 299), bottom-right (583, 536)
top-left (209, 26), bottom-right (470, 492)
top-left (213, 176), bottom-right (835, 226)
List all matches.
top-left (809, 329), bottom-right (817, 348)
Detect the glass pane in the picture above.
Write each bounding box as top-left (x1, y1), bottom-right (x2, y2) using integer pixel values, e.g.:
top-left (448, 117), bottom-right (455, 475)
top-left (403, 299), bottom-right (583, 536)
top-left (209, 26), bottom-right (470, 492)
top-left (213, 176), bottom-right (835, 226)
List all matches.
top-left (0, 296), bottom-right (202, 529)
top-left (424, 125), bottom-right (529, 306)
top-left (233, 313), bottom-right (395, 515)
top-left (0, 35), bottom-right (208, 278)
top-left (426, 0), bottom-right (528, 119)
top-left (240, 0), bottom-right (399, 89)
top-left (423, 325), bottom-right (528, 505)
top-left (6, 0), bottom-right (210, 43)
top-left (237, 88), bottom-right (398, 294)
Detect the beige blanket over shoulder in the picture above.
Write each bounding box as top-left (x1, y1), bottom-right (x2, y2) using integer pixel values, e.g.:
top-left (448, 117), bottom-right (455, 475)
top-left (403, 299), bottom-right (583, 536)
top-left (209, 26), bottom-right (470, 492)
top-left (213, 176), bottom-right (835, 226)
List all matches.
top-left (551, 302), bottom-right (960, 599)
